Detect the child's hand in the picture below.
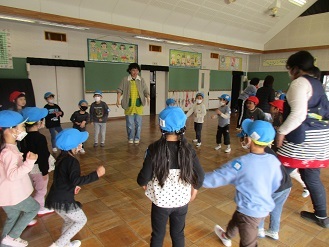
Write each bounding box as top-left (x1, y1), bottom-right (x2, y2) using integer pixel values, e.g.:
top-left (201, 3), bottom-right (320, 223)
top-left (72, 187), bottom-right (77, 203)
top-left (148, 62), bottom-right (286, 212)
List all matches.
top-left (74, 186), bottom-right (81, 194)
top-left (26, 151), bottom-right (38, 161)
top-left (80, 122), bottom-right (86, 128)
top-left (75, 122), bottom-right (81, 125)
top-left (215, 109), bottom-right (222, 115)
top-left (142, 186), bottom-right (147, 190)
top-left (96, 166), bottom-right (105, 177)
top-left (211, 115), bottom-right (216, 119)
top-left (190, 187), bottom-right (198, 202)
top-left (99, 118), bottom-right (102, 122)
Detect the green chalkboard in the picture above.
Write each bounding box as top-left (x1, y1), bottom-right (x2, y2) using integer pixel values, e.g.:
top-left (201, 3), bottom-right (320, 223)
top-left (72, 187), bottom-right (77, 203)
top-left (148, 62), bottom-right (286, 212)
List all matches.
top-left (169, 67), bottom-right (199, 91)
top-left (85, 62), bottom-right (128, 92)
top-left (0, 58), bottom-right (28, 79)
top-left (247, 72), bottom-right (290, 91)
top-left (210, 70), bottom-right (232, 90)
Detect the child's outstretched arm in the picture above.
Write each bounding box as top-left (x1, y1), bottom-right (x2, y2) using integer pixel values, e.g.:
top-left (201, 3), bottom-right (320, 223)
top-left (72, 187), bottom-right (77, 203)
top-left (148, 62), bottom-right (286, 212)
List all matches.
top-left (203, 160), bottom-right (237, 188)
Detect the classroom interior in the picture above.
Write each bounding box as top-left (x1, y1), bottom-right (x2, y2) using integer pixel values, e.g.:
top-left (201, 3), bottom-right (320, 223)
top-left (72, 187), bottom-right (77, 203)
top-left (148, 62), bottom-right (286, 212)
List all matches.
top-left (0, 0), bottom-right (329, 246)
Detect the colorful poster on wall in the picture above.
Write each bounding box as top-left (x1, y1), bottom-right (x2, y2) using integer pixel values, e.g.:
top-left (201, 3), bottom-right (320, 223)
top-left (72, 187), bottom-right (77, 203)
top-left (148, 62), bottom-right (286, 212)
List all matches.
top-left (219, 55), bottom-right (242, 71)
top-left (87, 38), bottom-right (138, 63)
top-left (169, 49), bottom-right (202, 68)
top-left (0, 29), bottom-right (13, 69)
top-left (263, 58), bottom-right (287, 66)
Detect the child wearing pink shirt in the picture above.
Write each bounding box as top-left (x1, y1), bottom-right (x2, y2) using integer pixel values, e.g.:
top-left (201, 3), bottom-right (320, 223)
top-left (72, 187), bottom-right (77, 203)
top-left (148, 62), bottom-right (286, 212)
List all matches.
top-left (0, 110), bottom-right (39, 247)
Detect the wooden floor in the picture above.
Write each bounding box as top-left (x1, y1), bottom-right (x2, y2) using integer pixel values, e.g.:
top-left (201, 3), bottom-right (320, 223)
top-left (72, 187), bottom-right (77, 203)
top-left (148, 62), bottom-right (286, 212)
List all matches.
top-left (1, 111), bottom-right (329, 247)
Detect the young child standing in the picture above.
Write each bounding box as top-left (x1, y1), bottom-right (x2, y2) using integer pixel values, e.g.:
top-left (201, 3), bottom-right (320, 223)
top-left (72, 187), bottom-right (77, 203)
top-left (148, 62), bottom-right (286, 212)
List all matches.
top-left (244, 96), bottom-right (265, 121)
top-left (166, 98), bottom-right (176, 107)
top-left (186, 92), bottom-right (207, 147)
top-left (9, 91), bottom-right (26, 113)
top-left (44, 92), bottom-right (64, 152)
top-left (211, 94), bottom-right (231, 153)
top-left (70, 100), bottom-right (89, 154)
top-left (137, 106), bottom-right (205, 247)
top-left (45, 128), bottom-right (106, 247)
top-left (20, 107), bottom-right (55, 217)
top-left (203, 119), bottom-right (282, 247)
top-left (0, 110), bottom-right (39, 247)
top-left (89, 90), bottom-right (109, 147)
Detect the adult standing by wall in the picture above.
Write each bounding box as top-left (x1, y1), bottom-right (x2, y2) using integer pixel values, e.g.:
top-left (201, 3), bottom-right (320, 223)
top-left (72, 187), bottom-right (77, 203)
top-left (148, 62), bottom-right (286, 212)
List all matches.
top-left (116, 63), bottom-right (150, 144)
top-left (236, 78), bottom-right (259, 129)
top-left (276, 51), bottom-right (329, 228)
top-left (256, 75), bottom-right (275, 120)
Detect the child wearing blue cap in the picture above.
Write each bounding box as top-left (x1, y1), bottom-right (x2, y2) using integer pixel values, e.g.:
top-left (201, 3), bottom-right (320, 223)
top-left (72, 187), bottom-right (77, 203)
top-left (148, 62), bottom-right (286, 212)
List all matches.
top-left (20, 107), bottom-right (55, 218)
top-left (166, 98), bottom-right (176, 107)
top-left (137, 106), bottom-right (205, 247)
top-left (211, 94), bottom-right (232, 153)
top-left (45, 128), bottom-right (106, 247)
top-left (203, 119), bottom-right (283, 247)
top-left (44, 92), bottom-right (64, 152)
top-left (89, 90), bottom-right (109, 147)
top-left (70, 100), bottom-right (90, 153)
top-left (186, 92), bottom-right (207, 147)
top-left (0, 110), bottom-right (40, 247)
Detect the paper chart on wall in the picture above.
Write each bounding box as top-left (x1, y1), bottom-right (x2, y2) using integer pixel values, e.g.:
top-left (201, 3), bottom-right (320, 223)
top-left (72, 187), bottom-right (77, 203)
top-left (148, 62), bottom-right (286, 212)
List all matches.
top-left (0, 29), bottom-right (13, 69)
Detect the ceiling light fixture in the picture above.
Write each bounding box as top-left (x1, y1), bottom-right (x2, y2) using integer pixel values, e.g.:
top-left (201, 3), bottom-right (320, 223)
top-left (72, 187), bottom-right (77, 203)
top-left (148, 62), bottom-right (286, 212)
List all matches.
top-left (134, 36), bottom-right (193, 46)
top-left (0, 15), bottom-right (36, 23)
top-left (134, 36), bottom-right (164, 42)
top-left (165, 40), bottom-right (192, 46)
top-left (288, 0), bottom-right (307, 7)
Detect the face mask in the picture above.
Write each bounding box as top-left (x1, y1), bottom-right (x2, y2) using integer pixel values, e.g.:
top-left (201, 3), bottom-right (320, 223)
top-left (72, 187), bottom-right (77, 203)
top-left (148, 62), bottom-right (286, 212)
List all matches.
top-left (220, 101), bottom-right (226, 106)
top-left (80, 106), bottom-right (88, 111)
top-left (13, 129), bottom-right (28, 141)
top-left (196, 99), bottom-right (202, 104)
top-left (48, 99), bottom-right (54, 104)
top-left (94, 96), bottom-right (101, 102)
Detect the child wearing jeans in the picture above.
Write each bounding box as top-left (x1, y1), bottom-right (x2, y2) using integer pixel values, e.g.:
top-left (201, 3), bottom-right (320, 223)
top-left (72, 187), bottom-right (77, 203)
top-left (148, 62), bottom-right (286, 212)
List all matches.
top-left (186, 92), bottom-right (207, 147)
top-left (137, 106), bottom-right (205, 246)
top-left (44, 92), bottom-right (64, 153)
top-left (203, 119), bottom-right (282, 247)
top-left (211, 94), bottom-right (231, 153)
top-left (20, 107), bottom-right (55, 217)
top-left (46, 128), bottom-right (105, 247)
top-left (89, 90), bottom-right (109, 147)
top-left (0, 110), bottom-right (39, 247)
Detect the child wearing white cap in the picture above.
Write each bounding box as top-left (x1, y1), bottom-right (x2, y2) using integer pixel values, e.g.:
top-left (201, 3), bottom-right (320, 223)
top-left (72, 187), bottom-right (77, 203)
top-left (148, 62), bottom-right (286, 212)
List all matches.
top-left (45, 128), bottom-right (105, 247)
top-left (0, 110), bottom-right (39, 247)
top-left (203, 119), bottom-right (282, 247)
top-left (137, 106), bottom-right (205, 246)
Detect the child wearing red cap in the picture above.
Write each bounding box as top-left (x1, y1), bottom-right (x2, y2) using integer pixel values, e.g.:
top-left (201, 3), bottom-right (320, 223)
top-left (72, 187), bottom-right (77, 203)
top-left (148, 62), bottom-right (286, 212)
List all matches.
top-left (9, 91), bottom-right (26, 113)
top-left (244, 96), bottom-right (265, 122)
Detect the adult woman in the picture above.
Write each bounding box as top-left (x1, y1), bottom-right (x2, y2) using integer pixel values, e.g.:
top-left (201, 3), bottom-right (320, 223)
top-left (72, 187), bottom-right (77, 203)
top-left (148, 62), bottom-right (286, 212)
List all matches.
top-left (256, 75), bottom-right (275, 116)
top-left (276, 51), bottom-right (329, 228)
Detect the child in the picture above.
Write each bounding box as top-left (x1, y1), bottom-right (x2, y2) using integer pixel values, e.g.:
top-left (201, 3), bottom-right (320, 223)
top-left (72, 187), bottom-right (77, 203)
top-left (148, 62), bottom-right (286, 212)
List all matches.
top-left (203, 119), bottom-right (282, 247)
top-left (186, 92), bottom-right (207, 147)
top-left (211, 94), bottom-right (231, 153)
top-left (166, 98), bottom-right (176, 107)
top-left (45, 128), bottom-right (106, 247)
top-left (44, 92), bottom-right (64, 152)
top-left (20, 107), bottom-right (55, 217)
top-left (89, 90), bottom-right (109, 147)
top-left (0, 110), bottom-right (39, 247)
top-left (243, 96), bottom-right (265, 121)
top-left (269, 100), bottom-right (310, 198)
top-left (137, 106), bottom-right (204, 246)
top-left (70, 100), bottom-right (89, 154)
top-left (9, 91), bottom-right (26, 113)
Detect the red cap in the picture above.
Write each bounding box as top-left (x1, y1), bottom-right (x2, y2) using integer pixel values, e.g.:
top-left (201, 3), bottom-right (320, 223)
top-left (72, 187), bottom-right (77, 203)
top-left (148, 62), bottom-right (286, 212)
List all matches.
top-left (269, 100), bottom-right (284, 113)
top-left (9, 91), bottom-right (25, 102)
top-left (247, 96), bottom-right (259, 105)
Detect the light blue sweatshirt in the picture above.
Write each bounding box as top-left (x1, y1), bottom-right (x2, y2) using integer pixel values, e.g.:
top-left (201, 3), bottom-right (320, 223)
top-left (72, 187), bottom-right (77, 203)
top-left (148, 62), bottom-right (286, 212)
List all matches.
top-left (203, 153), bottom-right (282, 218)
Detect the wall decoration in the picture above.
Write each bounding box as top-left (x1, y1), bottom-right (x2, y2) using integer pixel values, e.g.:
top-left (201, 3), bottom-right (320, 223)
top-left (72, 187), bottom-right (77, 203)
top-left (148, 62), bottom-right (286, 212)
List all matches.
top-left (0, 29), bottom-right (13, 69)
top-left (169, 49), bottom-right (202, 68)
top-left (87, 38), bottom-right (138, 63)
top-left (219, 55), bottom-right (242, 71)
top-left (263, 58), bottom-right (287, 67)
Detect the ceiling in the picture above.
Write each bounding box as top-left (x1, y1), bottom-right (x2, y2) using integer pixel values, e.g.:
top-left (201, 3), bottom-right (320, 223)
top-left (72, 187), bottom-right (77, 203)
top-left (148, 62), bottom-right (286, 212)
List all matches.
top-left (0, 0), bottom-right (319, 52)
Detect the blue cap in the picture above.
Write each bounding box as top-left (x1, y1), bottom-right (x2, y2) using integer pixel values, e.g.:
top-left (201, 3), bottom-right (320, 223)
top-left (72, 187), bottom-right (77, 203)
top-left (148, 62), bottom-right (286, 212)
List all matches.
top-left (159, 106), bottom-right (187, 132)
top-left (219, 94), bottom-right (231, 102)
top-left (78, 100), bottom-right (88, 105)
top-left (22, 107), bottom-right (48, 124)
top-left (94, 90), bottom-right (102, 96)
top-left (44, 92), bottom-right (55, 99)
top-left (241, 119), bottom-right (275, 145)
top-left (0, 110), bottom-right (27, 128)
top-left (166, 98), bottom-right (176, 106)
top-left (196, 92), bottom-right (204, 98)
top-left (56, 128), bottom-right (89, 151)
top-left (279, 94), bottom-right (286, 100)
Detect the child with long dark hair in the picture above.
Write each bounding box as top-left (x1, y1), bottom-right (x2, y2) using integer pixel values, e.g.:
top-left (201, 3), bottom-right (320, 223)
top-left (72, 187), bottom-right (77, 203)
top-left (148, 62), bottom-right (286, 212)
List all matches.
top-left (137, 106), bottom-right (205, 247)
top-left (46, 128), bottom-right (105, 247)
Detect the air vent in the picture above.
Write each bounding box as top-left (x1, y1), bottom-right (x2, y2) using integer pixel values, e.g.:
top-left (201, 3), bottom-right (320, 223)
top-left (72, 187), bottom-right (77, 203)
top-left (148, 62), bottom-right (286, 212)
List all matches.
top-left (45, 31), bottom-right (67, 42)
top-left (149, 45), bottom-right (162, 52)
top-left (210, 53), bottom-right (219, 59)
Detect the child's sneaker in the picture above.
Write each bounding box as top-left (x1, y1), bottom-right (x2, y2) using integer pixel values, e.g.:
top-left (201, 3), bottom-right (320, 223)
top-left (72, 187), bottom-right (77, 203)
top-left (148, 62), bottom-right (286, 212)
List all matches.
top-left (100, 143), bottom-right (105, 147)
top-left (302, 188), bottom-right (310, 198)
top-left (196, 143), bottom-right (201, 147)
top-left (79, 148), bottom-right (85, 154)
top-left (27, 219), bottom-right (38, 226)
top-left (258, 228), bottom-right (265, 238)
top-left (300, 211), bottom-right (329, 228)
top-left (192, 139), bottom-right (198, 143)
top-left (134, 140), bottom-right (140, 144)
top-left (52, 147), bottom-right (57, 152)
top-left (265, 230), bottom-right (279, 240)
top-left (93, 143), bottom-right (98, 147)
top-left (225, 147), bottom-right (231, 153)
top-left (38, 208), bottom-right (55, 216)
top-left (214, 144), bottom-right (221, 150)
top-left (128, 139), bottom-right (134, 144)
top-left (214, 225), bottom-right (232, 247)
top-left (1, 235), bottom-right (28, 247)
top-left (65, 240), bottom-right (81, 247)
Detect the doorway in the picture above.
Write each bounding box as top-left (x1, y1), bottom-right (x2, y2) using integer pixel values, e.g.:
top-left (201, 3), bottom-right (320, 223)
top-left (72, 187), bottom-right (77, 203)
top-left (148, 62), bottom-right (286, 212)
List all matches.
top-left (150, 71), bottom-right (156, 115)
top-left (198, 70), bottom-right (210, 109)
top-left (231, 71), bottom-right (244, 112)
